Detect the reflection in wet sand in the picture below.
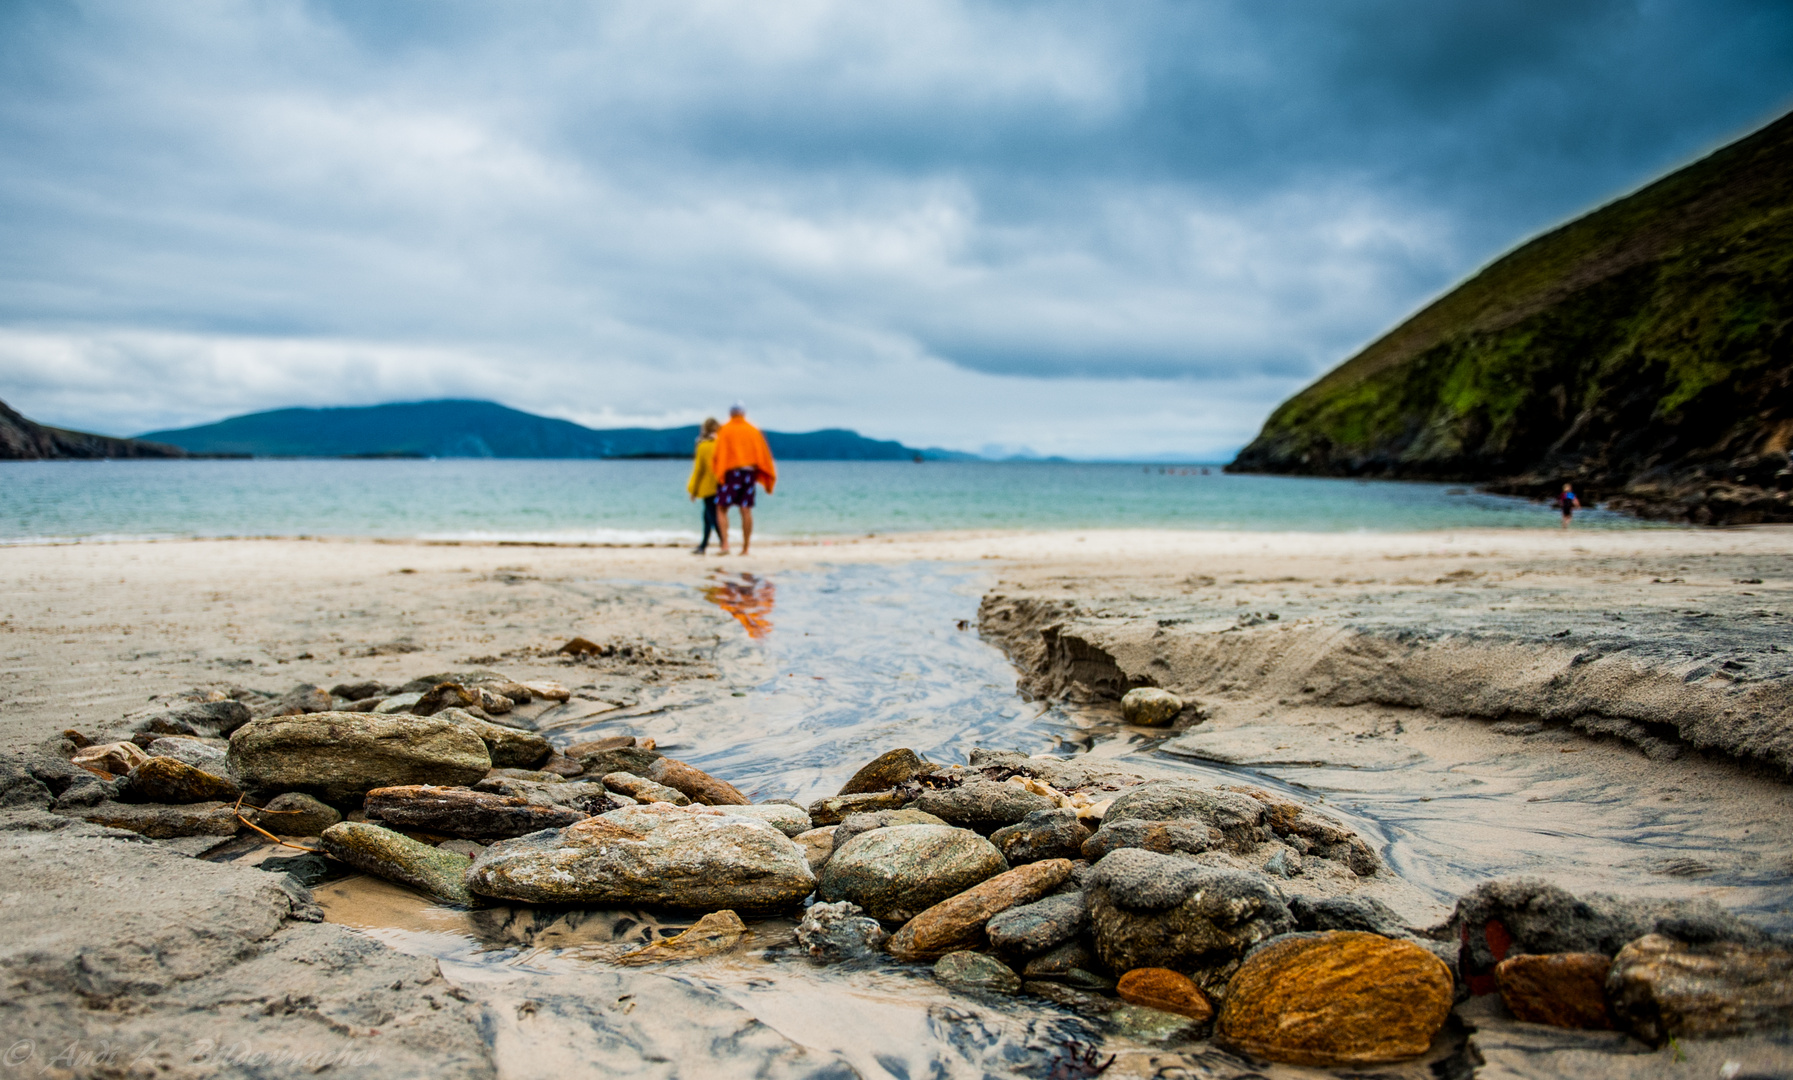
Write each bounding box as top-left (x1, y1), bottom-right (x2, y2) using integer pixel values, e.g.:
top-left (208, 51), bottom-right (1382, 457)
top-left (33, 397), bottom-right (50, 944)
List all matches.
top-left (703, 572), bottom-right (776, 639)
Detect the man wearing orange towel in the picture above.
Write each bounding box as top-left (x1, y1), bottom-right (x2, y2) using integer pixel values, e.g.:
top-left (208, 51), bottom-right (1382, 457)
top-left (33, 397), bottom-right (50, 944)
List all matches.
top-left (711, 402), bottom-right (777, 556)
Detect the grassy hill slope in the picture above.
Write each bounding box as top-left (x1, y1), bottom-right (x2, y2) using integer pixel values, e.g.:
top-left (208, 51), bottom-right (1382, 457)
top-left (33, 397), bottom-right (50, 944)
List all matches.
top-left (1229, 109), bottom-right (1793, 524)
top-left (0, 398), bottom-right (186, 460)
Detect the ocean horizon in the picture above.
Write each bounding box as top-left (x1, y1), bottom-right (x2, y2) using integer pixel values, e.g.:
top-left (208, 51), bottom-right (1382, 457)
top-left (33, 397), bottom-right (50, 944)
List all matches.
top-left (0, 459), bottom-right (1654, 544)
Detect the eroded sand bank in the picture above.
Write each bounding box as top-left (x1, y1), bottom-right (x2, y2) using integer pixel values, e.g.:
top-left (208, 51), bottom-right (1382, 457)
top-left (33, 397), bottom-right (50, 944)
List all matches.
top-left (2, 528), bottom-right (1791, 1078)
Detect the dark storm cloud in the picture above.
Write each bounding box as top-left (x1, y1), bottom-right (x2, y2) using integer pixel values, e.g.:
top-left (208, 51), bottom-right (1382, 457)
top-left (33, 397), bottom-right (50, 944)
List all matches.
top-left (0, 0), bottom-right (1788, 457)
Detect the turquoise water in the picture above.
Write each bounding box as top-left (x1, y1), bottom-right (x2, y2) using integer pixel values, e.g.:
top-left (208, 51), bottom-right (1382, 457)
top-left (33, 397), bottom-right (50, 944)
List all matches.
top-left (0, 459), bottom-right (1650, 541)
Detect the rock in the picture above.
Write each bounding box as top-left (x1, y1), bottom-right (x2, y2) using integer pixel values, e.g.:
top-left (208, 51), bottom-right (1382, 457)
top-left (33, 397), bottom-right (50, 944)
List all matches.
top-left (1215, 931), bottom-right (1454, 1067)
top-left (934, 951), bottom-right (1020, 994)
top-left (888, 859), bottom-right (1072, 961)
top-left (475, 777), bottom-right (623, 814)
top-left (1607, 933), bottom-right (1793, 1045)
top-left (434, 707), bottom-right (552, 769)
top-left (519, 680), bottom-right (571, 701)
top-left (986, 892), bottom-right (1087, 956)
top-left (466, 803), bottom-right (816, 915)
top-left (372, 692), bottom-right (424, 714)
top-left (260, 792), bottom-right (342, 836)
top-left (70, 741), bottom-right (148, 779)
top-left (1288, 894), bottom-right (1412, 938)
top-left (913, 781), bottom-right (1056, 833)
top-left (792, 826), bottom-right (836, 873)
top-left (1117, 968), bottom-right (1213, 1022)
top-left (1101, 780), bottom-right (1266, 850)
top-left (603, 771), bottom-right (690, 805)
top-left (0, 760), bottom-right (52, 809)
top-left (577, 746), bottom-right (664, 778)
top-left (414, 682), bottom-right (513, 717)
top-left (831, 808), bottom-right (949, 851)
top-left (134, 699), bottom-right (253, 737)
top-left (817, 824), bottom-right (1008, 924)
top-left (319, 822), bottom-right (476, 907)
top-left (118, 757), bottom-right (240, 804)
top-left (720, 804), bottom-right (811, 837)
top-left (648, 757), bottom-right (749, 806)
top-left (1494, 952), bottom-right (1613, 1029)
top-left (1023, 939), bottom-right (1104, 983)
top-left (615, 910), bottom-right (749, 965)
top-left (806, 790), bottom-right (909, 826)
top-left (483, 767), bottom-right (565, 783)
top-left (1451, 877), bottom-right (1769, 994)
top-left (1081, 819), bottom-right (1222, 861)
top-left (795, 900), bottom-right (887, 961)
top-left (145, 736), bottom-right (228, 770)
top-left (330, 681), bottom-right (386, 701)
top-left (538, 754), bottom-right (586, 777)
top-left (228, 712), bottom-right (492, 805)
top-left (363, 785), bottom-right (590, 839)
top-left (254, 684), bottom-right (333, 718)
top-left (438, 839), bottom-right (487, 858)
top-left (1085, 850), bottom-right (1293, 993)
top-left (1108, 1004), bottom-right (1206, 1044)
top-left (837, 748), bottom-right (927, 796)
top-left (72, 800), bottom-right (248, 839)
top-left (1121, 687), bottom-right (1182, 726)
top-left (990, 808), bottom-right (1091, 864)
top-left (468, 678), bottom-right (533, 705)
top-left (260, 852), bottom-right (332, 887)
top-left (563, 735), bottom-right (646, 757)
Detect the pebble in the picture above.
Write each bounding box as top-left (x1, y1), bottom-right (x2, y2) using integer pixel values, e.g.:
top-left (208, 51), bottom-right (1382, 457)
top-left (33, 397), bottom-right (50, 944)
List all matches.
top-left (912, 781), bottom-right (1056, 832)
top-left (466, 803), bottom-right (816, 915)
top-left (1215, 930), bottom-right (1454, 1067)
top-left (616, 910), bottom-right (749, 966)
top-left (818, 823), bottom-right (1008, 924)
top-left (1607, 933), bottom-right (1793, 1045)
top-left (792, 826), bottom-right (836, 872)
top-left (806, 790), bottom-right (909, 826)
top-left (1495, 952), bottom-right (1614, 1029)
top-left (986, 891), bottom-right (1087, 955)
top-left (795, 900), bottom-right (888, 962)
top-left (648, 757), bottom-right (749, 806)
top-left (990, 808), bottom-right (1091, 864)
top-left (887, 859), bottom-right (1072, 961)
top-left (118, 756), bottom-right (240, 804)
top-left (1121, 687), bottom-right (1183, 726)
top-left (320, 821), bottom-right (477, 907)
top-left (602, 771), bottom-right (691, 805)
top-left (836, 748), bottom-right (927, 796)
top-left (228, 712), bottom-right (492, 805)
top-left (933, 951), bottom-right (1020, 994)
top-left (363, 784), bottom-right (589, 839)
top-left (260, 791), bottom-right (343, 836)
top-left (1116, 968), bottom-right (1213, 1023)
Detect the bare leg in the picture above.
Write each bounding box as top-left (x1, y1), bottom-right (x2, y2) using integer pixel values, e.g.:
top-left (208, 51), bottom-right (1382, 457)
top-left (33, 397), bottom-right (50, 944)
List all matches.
top-left (741, 506), bottom-right (754, 555)
top-left (717, 506), bottom-right (731, 553)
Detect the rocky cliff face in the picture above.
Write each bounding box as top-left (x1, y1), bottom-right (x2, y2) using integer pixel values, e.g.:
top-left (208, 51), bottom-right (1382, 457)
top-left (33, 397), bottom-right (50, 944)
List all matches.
top-left (1229, 110), bottom-right (1793, 525)
top-left (0, 398), bottom-right (186, 460)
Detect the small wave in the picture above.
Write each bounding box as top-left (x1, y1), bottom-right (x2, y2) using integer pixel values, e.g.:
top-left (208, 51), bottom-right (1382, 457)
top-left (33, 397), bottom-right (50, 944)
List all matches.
top-left (416, 529), bottom-right (698, 546)
top-left (0, 533), bottom-right (189, 546)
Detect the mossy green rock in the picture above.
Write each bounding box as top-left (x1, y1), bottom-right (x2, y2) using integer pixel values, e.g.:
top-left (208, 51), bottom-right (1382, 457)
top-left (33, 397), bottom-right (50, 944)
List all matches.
top-left (228, 712), bottom-right (492, 805)
top-left (934, 951), bottom-right (1020, 994)
top-left (817, 823), bottom-right (1007, 924)
top-left (320, 821), bottom-right (476, 907)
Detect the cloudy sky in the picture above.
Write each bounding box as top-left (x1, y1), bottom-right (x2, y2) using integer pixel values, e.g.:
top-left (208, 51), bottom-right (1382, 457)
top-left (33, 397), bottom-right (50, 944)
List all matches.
top-left (2, 1), bottom-right (1790, 459)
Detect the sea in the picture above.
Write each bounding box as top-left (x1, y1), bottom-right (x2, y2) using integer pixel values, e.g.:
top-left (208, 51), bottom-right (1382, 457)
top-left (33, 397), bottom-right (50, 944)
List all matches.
top-left (0, 458), bottom-right (1652, 542)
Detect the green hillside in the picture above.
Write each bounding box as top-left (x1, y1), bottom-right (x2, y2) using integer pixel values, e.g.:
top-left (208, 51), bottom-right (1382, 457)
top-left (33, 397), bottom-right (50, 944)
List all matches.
top-left (1229, 109), bottom-right (1793, 524)
top-left (139, 400), bottom-right (975, 461)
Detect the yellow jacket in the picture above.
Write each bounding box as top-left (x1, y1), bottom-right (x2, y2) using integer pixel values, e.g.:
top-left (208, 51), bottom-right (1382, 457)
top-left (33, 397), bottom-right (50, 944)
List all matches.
top-left (687, 439), bottom-right (718, 498)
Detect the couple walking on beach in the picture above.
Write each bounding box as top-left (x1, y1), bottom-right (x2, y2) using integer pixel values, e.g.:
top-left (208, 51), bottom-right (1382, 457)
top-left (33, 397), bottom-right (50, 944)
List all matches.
top-left (687, 404), bottom-right (777, 556)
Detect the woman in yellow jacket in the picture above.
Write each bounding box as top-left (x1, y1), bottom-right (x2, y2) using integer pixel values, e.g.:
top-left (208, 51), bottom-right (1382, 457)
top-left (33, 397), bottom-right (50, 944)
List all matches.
top-left (687, 417), bottom-right (723, 554)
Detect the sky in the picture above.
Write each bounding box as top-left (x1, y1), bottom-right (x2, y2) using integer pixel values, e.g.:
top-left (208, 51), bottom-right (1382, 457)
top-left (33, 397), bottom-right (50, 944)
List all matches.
top-left (1, 1), bottom-right (1790, 460)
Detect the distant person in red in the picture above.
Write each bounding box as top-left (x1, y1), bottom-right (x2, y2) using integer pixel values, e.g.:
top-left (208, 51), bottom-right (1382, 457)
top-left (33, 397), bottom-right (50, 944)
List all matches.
top-left (711, 403), bottom-right (777, 556)
top-left (1555, 483), bottom-right (1580, 528)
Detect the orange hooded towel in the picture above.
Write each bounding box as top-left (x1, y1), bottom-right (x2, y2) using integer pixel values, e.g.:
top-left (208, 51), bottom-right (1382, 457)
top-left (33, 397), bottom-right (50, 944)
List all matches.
top-left (711, 416), bottom-right (778, 493)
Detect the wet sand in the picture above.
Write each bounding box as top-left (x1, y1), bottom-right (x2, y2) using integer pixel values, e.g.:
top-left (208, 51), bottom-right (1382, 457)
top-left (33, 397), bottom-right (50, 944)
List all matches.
top-left (3, 527), bottom-right (1792, 1077)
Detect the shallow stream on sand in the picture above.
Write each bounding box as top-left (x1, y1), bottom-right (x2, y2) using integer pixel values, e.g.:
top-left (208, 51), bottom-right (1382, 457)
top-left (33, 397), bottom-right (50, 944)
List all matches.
top-left (212, 562), bottom-right (1791, 1077)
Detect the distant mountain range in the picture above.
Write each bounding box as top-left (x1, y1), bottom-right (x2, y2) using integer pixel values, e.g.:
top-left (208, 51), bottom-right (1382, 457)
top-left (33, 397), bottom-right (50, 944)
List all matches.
top-left (134, 399), bottom-right (980, 461)
top-left (1, 398), bottom-right (185, 460)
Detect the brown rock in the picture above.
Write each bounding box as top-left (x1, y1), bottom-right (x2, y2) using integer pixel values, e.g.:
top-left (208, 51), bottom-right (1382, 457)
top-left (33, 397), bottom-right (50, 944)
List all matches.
top-left (602, 771), bottom-right (689, 805)
top-left (73, 800), bottom-right (253, 839)
top-left (539, 754), bottom-right (585, 777)
top-left (1215, 931), bottom-right (1454, 1068)
top-left (792, 826), bottom-right (837, 873)
top-left (837, 748), bottom-right (926, 796)
top-left (415, 682), bottom-right (513, 717)
top-left (71, 741), bottom-right (149, 780)
top-left (1607, 933), bottom-right (1793, 1046)
top-left (118, 756), bottom-right (240, 804)
top-left (887, 858), bottom-right (1072, 961)
top-left (576, 745), bottom-right (663, 778)
top-left (564, 735), bottom-right (643, 757)
top-left (1117, 968), bottom-right (1214, 1023)
top-left (1496, 953), bottom-right (1613, 1029)
top-left (648, 757), bottom-right (749, 806)
top-left (807, 790), bottom-right (909, 826)
top-left (615, 910), bottom-right (749, 965)
top-left (364, 784), bottom-right (589, 839)
top-left (557, 636), bottom-right (601, 654)
top-left (519, 680), bottom-right (571, 701)
top-left (261, 791), bottom-right (342, 836)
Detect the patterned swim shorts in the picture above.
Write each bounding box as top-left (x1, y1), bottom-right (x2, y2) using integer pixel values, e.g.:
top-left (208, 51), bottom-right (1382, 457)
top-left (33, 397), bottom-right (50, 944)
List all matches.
top-left (716, 467), bottom-right (758, 509)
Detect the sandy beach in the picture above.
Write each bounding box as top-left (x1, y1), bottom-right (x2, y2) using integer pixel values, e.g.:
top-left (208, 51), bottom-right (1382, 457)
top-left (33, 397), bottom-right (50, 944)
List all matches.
top-left (3, 526), bottom-right (1792, 1077)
